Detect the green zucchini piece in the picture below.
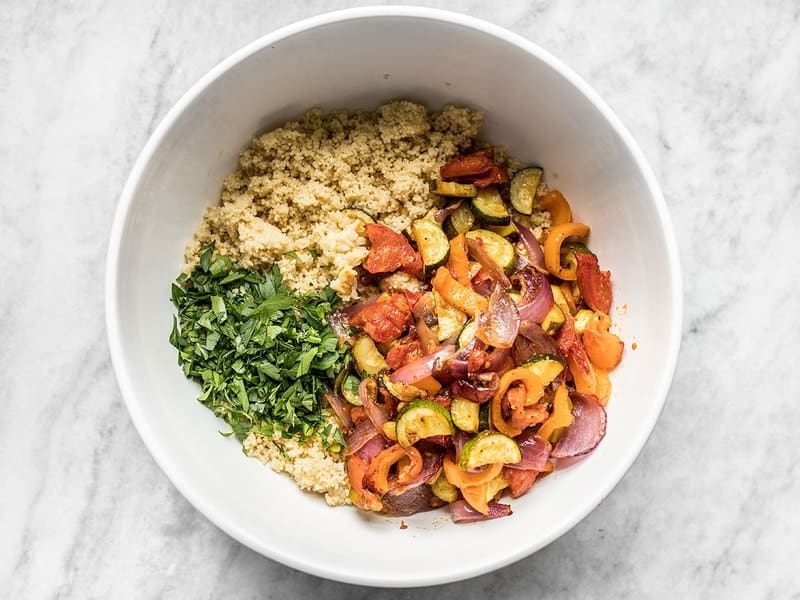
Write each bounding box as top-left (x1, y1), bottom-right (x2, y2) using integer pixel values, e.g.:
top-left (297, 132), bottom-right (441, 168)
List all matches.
top-left (341, 373), bottom-right (363, 405)
top-left (395, 400), bottom-right (455, 448)
top-left (457, 319), bottom-right (478, 349)
top-left (520, 354), bottom-right (565, 386)
top-left (573, 309), bottom-right (595, 334)
top-left (559, 242), bottom-right (593, 274)
top-left (487, 221), bottom-right (519, 239)
top-left (443, 202), bottom-right (476, 238)
top-left (470, 187), bottom-right (511, 226)
top-left (351, 335), bottom-right (388, 375)
top-left (380, 373), bottom-right (425, 402)
top-left (411, 216), bottom-right (450, 275)
top-left (459, 431), bottom-right (522, 470)
top-left (433, 290), bottom-right (467, 342)
top-left (450, 397), bottom-right (480, 432)
top-left (431, 471), bottom-right (459, 503)
top-left (509, 167), bottom-right (543, 215)
top-left (434, 180), bottom-right (478, 198)
top-left (465, 229), bottom-right (516, 275)
top-left (540, 303), bottom-right (565, 335)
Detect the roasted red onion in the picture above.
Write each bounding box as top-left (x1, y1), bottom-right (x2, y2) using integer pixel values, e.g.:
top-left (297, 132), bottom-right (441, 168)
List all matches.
top-left (345, 415), bottom-right (382, 456)
top-left (389, 446), bottom-right (445, 495)
top-left (512, 267), bottom-right (554, 323)
top-left (450, 373), bottom-right (499, 403)
top-left (359, 377), bottom-right (389, 432)
top-left (381, 484), bottom-right (439, 515)
top-left (432, 356), bottom-right (469, 385)
top-left (412, 293), bottom-right (439, 353)
top-left (477, 285), bottom-right (520, 348)
top-left (514, 320), bottom-right (563, 364)
top-left (390, 345), bottom-right (456, 386)
top-left (324, 390), bottom-right (353, 431)
top-left (466, 238), bottom-right (511, 288)
top-left (340, 297), bottom-right (378, 319)
top-left (551, 393), bottom-right (607, 458)
top-left (434, 200), bottom-right (464, 223)
top-left (505, 429), bottom-right (551, 470)
top-left (515, 221), bottom-right (546, 271)
top-left (450, 500), bottom-right (512, 523)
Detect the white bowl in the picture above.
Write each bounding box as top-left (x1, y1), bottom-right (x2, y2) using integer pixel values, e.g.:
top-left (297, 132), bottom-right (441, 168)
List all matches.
top-left (106, 6), bottom-right (682, 587)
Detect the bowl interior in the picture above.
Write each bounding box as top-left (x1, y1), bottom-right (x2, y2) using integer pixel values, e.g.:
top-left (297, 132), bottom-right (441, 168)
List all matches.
top-left (107, 9), bottom-right (680, 587)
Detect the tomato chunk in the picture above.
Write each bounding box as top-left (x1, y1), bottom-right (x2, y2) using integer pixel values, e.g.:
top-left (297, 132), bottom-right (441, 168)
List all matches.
top-left (439, 148), bottom-right (509, 188)
top-left (386, 335), bottom-right (423, 370)
top-left (575, 252), bottom-right (612, 314)
top-left (502, 466), bottom-right (540, 498)
top-left (350, 293), bottom-right (414, 343)
top-left (363, 223), bottom-right (422, 277)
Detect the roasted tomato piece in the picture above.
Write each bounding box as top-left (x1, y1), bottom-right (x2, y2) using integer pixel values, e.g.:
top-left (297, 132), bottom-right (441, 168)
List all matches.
top-left (440, 148), bottom-right (509, 188)
top-left (386, 335), bottom-right (423, 370)
top-left (350, 293), bottom-right (414, 343)
top-left (575, 252), bottom-right (612, 314)
top-left (363, 223), bottom-right (422, 277)
top-left (503, 466), bottom-right (540, 498)
top-left (555, 311), bottom-right (577, 355)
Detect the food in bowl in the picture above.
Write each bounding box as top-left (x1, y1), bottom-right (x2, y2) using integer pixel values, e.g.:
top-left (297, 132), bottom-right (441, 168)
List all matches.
top-left (169, 100), bottom-right (624, 521)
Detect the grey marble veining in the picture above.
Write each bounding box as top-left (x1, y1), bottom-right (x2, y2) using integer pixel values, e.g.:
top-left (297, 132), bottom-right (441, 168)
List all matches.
top-left (1, 1), bottom-right (798, 598)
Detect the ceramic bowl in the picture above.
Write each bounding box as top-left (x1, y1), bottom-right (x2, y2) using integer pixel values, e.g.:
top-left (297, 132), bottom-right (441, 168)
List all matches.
top-left (106, 6), bottom-right (682, 586)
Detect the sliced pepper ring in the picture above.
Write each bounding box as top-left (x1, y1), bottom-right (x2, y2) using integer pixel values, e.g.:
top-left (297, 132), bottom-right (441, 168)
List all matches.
top-left (543, 222), bottom-right (590, 281)
top-left (490, 367), bottom-right (545, 437)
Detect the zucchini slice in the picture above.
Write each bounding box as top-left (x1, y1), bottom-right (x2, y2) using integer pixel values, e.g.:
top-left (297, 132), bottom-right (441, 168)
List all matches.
top-left (457, 319), bottom-right (479, 349)
top-left (395, 400), bottom-right (455, 448)
top-left (431, 471), bottom-right (459, 503)
top-left (573, 309), bottom-right (595, 334)
top-left (465, 229), bottom-right (516, 275)
top-left (411, 216), bottom-right (450, 275)
top-left (470, 187), bottom-right (511, 226)
top-left (520, 354), bottom-right (565, 387)
top-left (509, 167), bottom-right (543, 215)
top-left (443, 202), bottom-right (476, 238)
top-left (559, 242), bottom-right (593, 275)
top-left (434, 180), bottom-right (478, 198)
top-left (459, 431), bottom-right (522, 470)
top-left (451, 397), bottom-right (480, 432)
top-left (433, 290), bottom-right (467, 343)
top-left (352, 335), bottom-right (388, 375)
top-left (487, 221), bottom-right (519, 239)
top-left (340, 373), bottom-right (363, 405)
top-left (380, 373), bottom-right (426, 402)
top-left (540, 303), bottom-right (565, 334)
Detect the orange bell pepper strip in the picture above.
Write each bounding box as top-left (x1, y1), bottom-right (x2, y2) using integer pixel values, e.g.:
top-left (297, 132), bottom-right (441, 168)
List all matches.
top-left (537, 384), bottom-right (574, 442)
top-left (431, 266), bottom-right (488, 317)
top-left (539, 190), bottom-right (573, 225)
top-left (461, 483), bottom-right (490, 514)
top-left (396, 446), bottom-right (424, 485)
top-left (490, 367), bottom-right (545, 437)
top-left (543, 222), bottom-right (590, 281)
top-left (363, 444), bottom-right (407, 495)
top-left (583, 313), bottom-right (624, 370)
top-left (567, 337), bottom-right (597, 396)
top-left (447, 233), bottom-right (472, 288)
top-left (346, 454), bottom-right (383, 511)
top-left (443, 457), bottom-right (503, 489)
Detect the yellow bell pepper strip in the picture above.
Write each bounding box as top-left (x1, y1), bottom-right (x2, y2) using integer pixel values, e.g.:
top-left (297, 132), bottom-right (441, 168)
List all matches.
top-left (447, 233), bottom-right (472, 288)
top-left (539, 190), bottom-right (573, 225)
top-left (543, 222), bottom-right (590, 281)
top-left (443, 456), bottom-right (503, 489)
top-left (363, 444), bottom-right (407, 495)
top-left (582, 312), bottom-right (624, 370)
top-left (490, 367), bottom-right (545, 437)
top-left (431, 266), bottom-right (488, 317)
top-left (593, 367), bottom-right (612, 406)
top-left (537, 384), bottom-right (574, 442)
top-left (567, 338), bottom-right (597, 396)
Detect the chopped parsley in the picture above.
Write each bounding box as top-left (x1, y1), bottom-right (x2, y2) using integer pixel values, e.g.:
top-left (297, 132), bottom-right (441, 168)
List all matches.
top-left (169, 244), bottom-right (350, 444)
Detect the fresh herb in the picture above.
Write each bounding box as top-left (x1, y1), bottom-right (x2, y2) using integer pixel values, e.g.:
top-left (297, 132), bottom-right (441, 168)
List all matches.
top-left (170, 244), bottom-right (350, 444)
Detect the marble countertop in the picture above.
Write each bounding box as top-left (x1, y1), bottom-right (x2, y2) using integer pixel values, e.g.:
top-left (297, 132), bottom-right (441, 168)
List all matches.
top-left (3, 1), bottom-right (798, 598)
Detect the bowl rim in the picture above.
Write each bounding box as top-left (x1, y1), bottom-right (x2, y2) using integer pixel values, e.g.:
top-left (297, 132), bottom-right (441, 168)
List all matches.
top-left (105, 5), bottom-right (683, 587)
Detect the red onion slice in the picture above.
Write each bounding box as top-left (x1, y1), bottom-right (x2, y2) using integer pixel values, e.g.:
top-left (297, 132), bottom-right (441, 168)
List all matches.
top-left (324, 390), bottom-right (353, 431)
top-left (450, 500), bottom-right (512, 523)
top-left (477, 285), bottom-right (520, 349)
top-left (390, 345), bottom-right (456, 386)
top-left (466, 238), bottom-right (511, 288)
top-left (551, 393), bottom-right (607, 458)
top-left (449, 373), bottom-right (499, 404)
top-left (434, 200), bottom-right (464, 223)
top-left (381, 485), bottom-right (439, 515)
top-left (514, 320), bottom-right (563, 364)
top-left (515, 222), bottom-right (546, 270)
top-left (505, 430), bottom-right (551, 470)
top-left (512, 267), bottom-right (554, 324)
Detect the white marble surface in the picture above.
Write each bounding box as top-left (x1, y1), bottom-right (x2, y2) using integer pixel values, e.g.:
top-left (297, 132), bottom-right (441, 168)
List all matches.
top-left (2, 1), bottom-right (799, 597)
